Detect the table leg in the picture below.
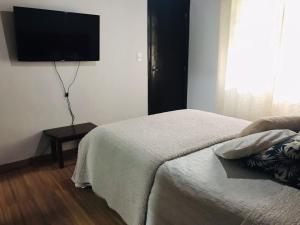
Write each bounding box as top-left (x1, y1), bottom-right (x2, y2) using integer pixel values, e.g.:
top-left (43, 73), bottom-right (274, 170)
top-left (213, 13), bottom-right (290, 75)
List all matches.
top-left (51, 140), bottom-right (57, 161)
top-left (56, 141), bottom-right (64, 168)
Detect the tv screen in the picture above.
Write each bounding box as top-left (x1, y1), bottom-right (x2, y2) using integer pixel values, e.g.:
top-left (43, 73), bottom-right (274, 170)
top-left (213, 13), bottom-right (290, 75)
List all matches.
top-left (14, 6), bottom-right (100, 61)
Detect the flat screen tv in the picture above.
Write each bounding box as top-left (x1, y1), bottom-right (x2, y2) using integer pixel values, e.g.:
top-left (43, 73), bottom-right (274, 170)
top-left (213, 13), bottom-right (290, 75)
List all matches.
top-left (14, 6), bottom-right (100, 61)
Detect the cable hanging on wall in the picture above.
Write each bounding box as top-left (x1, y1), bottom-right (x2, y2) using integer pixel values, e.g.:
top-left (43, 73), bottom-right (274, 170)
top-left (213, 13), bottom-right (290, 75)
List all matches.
top-left (54, 61), bottom-right (81, 126)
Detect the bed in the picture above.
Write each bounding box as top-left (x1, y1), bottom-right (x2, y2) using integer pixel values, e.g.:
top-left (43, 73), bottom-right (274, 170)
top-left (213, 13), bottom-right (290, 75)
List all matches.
top-left (72, 109), bottom-right (300, 225)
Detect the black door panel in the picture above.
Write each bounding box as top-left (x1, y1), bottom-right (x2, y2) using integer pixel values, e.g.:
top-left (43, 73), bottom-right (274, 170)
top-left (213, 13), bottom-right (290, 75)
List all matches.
top-left (148, 0), bottom-right (190, 115)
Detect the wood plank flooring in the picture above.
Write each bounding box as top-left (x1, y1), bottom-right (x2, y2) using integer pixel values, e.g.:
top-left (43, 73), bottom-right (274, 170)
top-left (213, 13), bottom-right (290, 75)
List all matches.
top-left (0, 159), bottom-right (126, 225)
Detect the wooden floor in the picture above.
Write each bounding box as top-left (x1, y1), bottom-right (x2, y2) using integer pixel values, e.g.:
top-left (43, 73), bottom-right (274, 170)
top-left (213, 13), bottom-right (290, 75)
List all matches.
top-left (0, 159), bottom-right (126, 225)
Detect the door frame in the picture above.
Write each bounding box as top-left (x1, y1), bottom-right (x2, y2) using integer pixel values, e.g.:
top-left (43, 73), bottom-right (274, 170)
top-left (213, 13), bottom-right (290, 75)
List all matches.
top-left (147, 0), bottom-right (154, 115)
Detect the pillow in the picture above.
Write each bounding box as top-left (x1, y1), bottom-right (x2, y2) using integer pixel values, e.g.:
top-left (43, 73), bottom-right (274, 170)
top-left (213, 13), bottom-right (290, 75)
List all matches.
top-left (213, 129), bottom-right (296, 159)
top-left (239, 116), bottom-right (300, 137)
top-left (240, 134), bottom-right (300, 189)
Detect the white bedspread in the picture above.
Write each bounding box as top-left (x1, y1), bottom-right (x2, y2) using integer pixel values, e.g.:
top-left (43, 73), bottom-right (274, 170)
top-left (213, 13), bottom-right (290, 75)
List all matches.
top-left (72, 109), bottom-right (249, 225)
top-left (146, 147), bottom-right (300, 225)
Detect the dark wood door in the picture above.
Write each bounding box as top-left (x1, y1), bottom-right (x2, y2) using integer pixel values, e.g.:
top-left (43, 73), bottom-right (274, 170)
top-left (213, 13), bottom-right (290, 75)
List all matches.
top-left (148, 0), bottom-right (190, 115)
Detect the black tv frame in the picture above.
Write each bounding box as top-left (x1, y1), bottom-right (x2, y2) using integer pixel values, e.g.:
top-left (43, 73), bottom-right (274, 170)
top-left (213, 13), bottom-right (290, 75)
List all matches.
top-left (13, 6), bottom-right (100, 62)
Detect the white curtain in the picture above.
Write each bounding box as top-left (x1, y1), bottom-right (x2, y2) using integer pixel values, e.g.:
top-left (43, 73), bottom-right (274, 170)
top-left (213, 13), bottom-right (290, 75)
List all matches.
top-left (217, 0), bottom-right (300, 121)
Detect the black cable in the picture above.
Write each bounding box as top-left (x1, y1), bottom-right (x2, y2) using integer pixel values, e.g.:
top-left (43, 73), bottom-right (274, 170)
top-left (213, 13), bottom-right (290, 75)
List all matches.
top-left (54, 61), bottom-right (81, 125)
top-left (67, 61), bottom-right (81, 94)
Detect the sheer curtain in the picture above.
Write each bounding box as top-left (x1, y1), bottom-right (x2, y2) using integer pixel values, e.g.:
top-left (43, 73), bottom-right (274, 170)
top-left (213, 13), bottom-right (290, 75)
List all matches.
top-left (217, 0), bottom-right (300, 121)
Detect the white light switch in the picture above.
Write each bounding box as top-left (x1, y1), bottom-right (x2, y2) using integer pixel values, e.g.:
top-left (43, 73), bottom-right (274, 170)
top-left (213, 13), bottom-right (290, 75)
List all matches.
top-left (136, 52), bottom-right (143, 62)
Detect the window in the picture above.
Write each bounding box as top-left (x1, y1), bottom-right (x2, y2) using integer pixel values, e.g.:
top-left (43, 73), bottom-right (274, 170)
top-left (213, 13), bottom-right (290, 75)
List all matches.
top-left (218, 0), bottom-right (300, 120)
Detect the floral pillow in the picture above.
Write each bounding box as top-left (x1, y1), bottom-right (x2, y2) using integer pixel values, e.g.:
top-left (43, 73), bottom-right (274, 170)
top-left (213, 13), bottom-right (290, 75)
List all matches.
top-left (240, 133), bottom-right (300, 189)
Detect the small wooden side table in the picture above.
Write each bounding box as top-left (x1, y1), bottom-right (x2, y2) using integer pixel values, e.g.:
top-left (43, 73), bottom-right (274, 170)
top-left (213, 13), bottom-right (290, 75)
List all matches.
top-left (43, 122), bottom-right (97, 168)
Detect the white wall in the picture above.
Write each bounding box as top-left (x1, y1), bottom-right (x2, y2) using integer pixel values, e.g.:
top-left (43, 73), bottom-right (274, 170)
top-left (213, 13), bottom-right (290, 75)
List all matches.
top-left (0, 0), bottom-right (148, 165)
top-left (187, 0), bottom-right (221, 113)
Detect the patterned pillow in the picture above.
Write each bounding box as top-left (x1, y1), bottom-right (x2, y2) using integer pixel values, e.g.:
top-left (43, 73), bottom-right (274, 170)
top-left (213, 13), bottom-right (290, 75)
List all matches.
top-left (240, 133), bottom-right (300, 189)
